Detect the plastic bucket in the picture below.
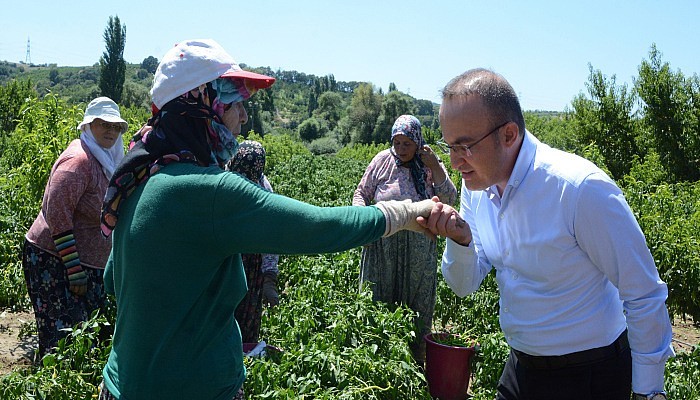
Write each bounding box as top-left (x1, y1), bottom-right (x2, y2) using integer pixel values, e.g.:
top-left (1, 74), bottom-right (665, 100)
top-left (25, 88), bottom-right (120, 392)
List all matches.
top-left (424, 333), bottom-right (476, 400)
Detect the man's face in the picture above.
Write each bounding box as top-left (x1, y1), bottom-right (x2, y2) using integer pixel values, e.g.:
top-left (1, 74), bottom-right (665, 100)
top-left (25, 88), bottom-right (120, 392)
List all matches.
top-left (439, 96), bottom-right (508, 192)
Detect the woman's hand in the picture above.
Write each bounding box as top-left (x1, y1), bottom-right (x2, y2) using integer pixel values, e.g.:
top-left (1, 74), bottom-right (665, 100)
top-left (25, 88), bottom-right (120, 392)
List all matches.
top-left (418, 145), bottom-right (441, 169)
top-left (67, 265), bottom-right (88, 296)
top-left (419, 145), bottom-right (450, 190)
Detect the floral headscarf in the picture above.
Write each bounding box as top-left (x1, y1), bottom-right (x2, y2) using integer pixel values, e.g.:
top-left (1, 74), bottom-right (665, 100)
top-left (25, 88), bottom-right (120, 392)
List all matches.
top-left (390, 114), bottom-right (425, 147)
top-left (225, 140), bottom-right (266, 185)
top-left (100, 80), bottom-right (249, 238)
top-left (389, 115), bottom-right (428, 200)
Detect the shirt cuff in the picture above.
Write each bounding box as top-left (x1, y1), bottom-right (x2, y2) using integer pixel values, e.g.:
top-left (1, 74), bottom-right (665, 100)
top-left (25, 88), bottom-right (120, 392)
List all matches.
top-left (441, 238), bottom-right (477, 297)
top-left (632, 360), bottom-right (666, 394)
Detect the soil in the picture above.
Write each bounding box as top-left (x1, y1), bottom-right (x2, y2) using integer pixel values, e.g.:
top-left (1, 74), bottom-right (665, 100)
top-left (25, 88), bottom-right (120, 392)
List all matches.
top-left (0, 310), bottom-right (698, 376)
top-left (0, 310), bottom-right (37, 375)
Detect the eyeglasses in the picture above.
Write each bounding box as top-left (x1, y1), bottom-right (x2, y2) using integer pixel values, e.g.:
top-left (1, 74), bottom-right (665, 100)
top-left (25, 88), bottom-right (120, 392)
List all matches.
top-left (95, 121), bottom-right (123, 132)
top-left (437, 121), bottom-right (510, 157)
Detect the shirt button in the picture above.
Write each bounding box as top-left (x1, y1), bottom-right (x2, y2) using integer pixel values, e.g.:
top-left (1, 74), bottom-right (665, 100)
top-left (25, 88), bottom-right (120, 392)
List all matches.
top-left (503, 307), bottom-right (509, 313)
top-left (499, 214), bottom-right (504, 219)
top-left (512, 273), bottom-right (518, 280)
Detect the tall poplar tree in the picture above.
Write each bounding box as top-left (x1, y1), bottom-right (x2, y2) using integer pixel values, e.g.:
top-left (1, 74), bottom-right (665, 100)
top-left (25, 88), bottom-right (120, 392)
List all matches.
top-left (99, 16), bottom-right (127, 103)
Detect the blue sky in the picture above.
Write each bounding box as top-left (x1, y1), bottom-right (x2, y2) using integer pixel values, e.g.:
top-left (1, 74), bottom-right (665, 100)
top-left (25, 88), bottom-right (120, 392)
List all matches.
top-left (2, 1), bottom-right (698, 111)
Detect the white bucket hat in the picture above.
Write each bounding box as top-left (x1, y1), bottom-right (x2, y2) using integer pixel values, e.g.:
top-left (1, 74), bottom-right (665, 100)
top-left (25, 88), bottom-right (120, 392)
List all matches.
top-left (77, 97), bottom-right (128, 133)
top-left (150, 39), bottom-right (275, 109)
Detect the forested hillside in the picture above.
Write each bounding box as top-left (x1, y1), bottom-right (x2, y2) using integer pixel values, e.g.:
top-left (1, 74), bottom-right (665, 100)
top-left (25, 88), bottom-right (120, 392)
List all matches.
top-left (0, 58), bottom-right (440, 154)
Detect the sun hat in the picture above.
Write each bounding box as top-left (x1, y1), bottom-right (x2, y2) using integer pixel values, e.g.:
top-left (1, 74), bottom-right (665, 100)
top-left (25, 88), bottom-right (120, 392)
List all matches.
top-left (77, 97), bottom-right (128, 133)
top-left (150, 39), bottom-right (275, 109)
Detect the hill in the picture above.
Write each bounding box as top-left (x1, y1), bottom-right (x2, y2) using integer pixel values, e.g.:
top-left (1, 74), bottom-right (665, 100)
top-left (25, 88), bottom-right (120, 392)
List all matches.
top-left (1, 59), bottom-right (450, 150)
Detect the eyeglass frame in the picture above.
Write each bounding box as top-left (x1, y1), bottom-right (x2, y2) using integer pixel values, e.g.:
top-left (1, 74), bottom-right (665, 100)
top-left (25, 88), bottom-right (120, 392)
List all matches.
top-left (93, 120), bottom-right (124, 133)
top-left (437, 121), bottom-right (511, 157)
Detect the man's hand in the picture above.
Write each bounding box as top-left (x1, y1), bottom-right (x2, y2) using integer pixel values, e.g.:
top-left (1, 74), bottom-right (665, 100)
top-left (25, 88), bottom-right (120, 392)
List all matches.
top-left (417, 198), bottom-right (472, 246)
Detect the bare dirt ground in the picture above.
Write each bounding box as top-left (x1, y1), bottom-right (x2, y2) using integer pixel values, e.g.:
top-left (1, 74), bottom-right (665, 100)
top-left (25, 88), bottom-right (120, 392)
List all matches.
top-left (0, 310), bottom-right (698, 376)
top-left (0, 310), bottom-right (37, 375)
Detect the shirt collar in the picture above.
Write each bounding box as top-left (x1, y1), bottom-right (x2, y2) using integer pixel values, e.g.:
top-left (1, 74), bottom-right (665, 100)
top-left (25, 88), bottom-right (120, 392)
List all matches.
top-left (508, 129), bottom-right (538, 190)
top-left (484, 129), bottom-right (538, 202)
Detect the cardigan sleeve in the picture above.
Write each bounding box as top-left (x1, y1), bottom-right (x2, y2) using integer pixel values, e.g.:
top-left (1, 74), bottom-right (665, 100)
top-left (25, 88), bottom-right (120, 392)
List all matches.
top-left (353, 153), bottom-right (385, 206)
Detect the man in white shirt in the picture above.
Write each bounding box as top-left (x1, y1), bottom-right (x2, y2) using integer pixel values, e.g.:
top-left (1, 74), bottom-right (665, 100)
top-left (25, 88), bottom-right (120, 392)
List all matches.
top-left (420, 68), bottom-right (673, 400)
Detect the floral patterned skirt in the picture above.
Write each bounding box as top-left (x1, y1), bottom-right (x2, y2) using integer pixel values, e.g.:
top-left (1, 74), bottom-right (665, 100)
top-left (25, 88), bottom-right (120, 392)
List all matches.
top-left (235, 253), bottom-right (264, 343)
top-left (22, 239), bottom-right (106, 357)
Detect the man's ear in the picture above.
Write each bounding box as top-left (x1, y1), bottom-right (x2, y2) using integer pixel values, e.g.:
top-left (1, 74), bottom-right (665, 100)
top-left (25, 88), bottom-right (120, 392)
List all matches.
top-left (503, 122), bottom-right (520, 147)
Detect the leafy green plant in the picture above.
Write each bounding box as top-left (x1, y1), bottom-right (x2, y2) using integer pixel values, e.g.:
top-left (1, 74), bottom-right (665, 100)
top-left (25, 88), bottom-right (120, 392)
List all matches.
top-left (665, 345), bottom-right (700, 398)
top-left (0, 94), bottom-right (698, 399)
top-left (429, 333), bottom-right (477, 348)
top-left (0, 310), bottom-right (112, 399)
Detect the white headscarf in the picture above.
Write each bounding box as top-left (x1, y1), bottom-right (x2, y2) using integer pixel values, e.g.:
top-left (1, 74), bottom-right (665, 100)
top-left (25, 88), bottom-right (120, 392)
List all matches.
top-left (80, 124), bottom-right (124, 179)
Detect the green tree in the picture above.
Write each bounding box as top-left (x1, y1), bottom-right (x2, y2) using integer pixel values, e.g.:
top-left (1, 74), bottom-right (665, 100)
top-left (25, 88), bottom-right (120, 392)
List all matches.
top-left (241, 87), bottom-right (275, 136)
top-left (121, 81), bottom-right (150, 109)
top-left (49, 68), bottom-right (60, 86)
top-left (571, 64), bottom-right (640, 179)
top-left (298, 117), bottom-right (327, 142)
top-left (140, 56), bottom-right (159, 74)
top-left (0, 79), bottom-right (35, 136)
top-left (415, 99), bottom-right (435, 116)
top-left (99, 15), bottom-right (127, 103)
top-left (524, 112), bottom-right (576, 152)
top-left (307, 78), bottom-right (321, 117)
top-left (636, 44), bottom-right (700, 182)
top-left (313, 91), bottom-right (344, 131)
top-left (348, 83), bottom-right (381, 144)
top-left (371, 90), bottom-right (416, 144)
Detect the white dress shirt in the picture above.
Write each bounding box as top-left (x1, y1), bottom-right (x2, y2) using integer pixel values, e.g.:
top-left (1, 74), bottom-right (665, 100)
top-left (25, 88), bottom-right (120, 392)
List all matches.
top-left (441, 130), bottom-right (674, 394)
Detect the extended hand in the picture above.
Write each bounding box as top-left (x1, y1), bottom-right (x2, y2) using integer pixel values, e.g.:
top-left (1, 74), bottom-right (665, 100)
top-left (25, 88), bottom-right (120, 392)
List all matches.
top-left (417, 199), bottom-right (472, 246)
top-left (375, 197), bottom-right (439, 239)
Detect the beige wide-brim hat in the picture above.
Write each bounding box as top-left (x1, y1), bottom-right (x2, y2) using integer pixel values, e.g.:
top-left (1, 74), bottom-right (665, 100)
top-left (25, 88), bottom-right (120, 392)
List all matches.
top-left (77, 97), bottom-right (128, 133)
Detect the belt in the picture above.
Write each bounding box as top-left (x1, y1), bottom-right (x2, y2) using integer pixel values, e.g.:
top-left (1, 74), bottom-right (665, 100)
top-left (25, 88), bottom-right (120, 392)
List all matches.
top-left (512, 330), bottom-right (629, 370)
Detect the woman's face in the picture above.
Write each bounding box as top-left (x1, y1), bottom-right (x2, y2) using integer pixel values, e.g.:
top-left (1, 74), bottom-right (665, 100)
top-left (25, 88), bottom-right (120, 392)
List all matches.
top-left (392, 134), bottom-right (418, 163)
top-left (90, 119), bottom-right (122, 149)
top-left (222, 102), bottom-right (248, 138)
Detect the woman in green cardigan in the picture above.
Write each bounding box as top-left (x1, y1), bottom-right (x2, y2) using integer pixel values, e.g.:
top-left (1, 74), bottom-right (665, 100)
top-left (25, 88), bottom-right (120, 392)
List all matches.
top-left (97, 39), bottom-right (435, 400)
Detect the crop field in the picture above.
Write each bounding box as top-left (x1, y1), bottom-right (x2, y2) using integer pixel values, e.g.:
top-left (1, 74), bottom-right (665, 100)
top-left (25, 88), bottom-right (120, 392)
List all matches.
top-left (0, 95), bottom-right (698, 399)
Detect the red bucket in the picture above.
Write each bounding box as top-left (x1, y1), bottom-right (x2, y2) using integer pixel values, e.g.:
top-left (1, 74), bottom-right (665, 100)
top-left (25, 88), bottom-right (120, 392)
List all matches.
top-left (424, 333), bottom-right (476, 400)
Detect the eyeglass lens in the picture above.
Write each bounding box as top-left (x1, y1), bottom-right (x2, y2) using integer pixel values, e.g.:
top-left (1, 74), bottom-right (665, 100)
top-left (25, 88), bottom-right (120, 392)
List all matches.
top-left (99, 121), bottom-right (122, 131)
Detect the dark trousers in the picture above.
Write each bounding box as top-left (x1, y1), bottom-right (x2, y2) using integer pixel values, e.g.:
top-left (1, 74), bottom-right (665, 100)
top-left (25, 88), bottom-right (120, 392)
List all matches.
top-left (496, 332), bottom-right (632, 400)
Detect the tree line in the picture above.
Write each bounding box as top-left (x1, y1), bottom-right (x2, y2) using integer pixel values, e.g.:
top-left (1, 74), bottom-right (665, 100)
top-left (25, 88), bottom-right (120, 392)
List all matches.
top-left (1, 15), bottom-right (699, 183)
